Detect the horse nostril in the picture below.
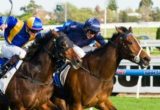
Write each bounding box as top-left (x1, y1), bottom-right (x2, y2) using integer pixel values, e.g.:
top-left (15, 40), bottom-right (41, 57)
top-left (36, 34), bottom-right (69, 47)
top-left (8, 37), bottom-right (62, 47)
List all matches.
top-left (143, 57), bottom-right (151, 62)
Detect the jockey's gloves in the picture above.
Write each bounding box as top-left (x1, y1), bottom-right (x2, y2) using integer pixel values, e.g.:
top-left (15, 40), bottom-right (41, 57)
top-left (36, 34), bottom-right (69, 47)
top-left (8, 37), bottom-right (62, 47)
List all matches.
top-left (73, 45), bottom-right (86, 58)
top-left (19, 50), bottom-right (26, 59)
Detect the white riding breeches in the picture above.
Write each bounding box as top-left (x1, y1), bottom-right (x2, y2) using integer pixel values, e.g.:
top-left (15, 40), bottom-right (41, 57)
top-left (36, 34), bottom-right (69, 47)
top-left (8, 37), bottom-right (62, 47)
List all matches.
top-left (73, 45), bottom-right (86, 58)
top-left (1, 42), bottom-right (26, 59)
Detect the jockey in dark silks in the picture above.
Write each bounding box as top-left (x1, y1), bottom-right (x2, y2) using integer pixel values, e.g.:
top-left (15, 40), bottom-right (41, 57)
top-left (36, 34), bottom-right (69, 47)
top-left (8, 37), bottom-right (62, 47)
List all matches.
top-left (57, 18), bottom-right (106, 55)
top-left (0, 16), bottom-right (43, 74)
top-left (53, 18), bottom-right (106, 87)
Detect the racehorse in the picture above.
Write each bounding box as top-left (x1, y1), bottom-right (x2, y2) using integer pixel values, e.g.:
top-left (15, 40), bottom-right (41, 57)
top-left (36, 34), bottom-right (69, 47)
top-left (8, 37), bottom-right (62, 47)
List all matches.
top-left (0, 30), bottom-right (80, 110)
top-left (52, 27), bottom-right (151, 110)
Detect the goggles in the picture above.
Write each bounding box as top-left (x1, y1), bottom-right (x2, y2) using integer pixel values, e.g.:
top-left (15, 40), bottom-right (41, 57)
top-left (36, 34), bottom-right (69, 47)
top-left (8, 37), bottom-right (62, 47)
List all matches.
top-left (87, 29), bottom-right (97, 35)
top-left (28, 28), bottom-right (40, 33)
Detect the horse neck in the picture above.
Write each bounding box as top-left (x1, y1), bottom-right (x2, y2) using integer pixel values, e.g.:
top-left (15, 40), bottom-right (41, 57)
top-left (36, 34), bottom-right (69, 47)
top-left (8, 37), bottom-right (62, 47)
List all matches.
top-left (25, 50), bottom-right (55, 82)
top-left (85, 43), bottom-right (121, 80)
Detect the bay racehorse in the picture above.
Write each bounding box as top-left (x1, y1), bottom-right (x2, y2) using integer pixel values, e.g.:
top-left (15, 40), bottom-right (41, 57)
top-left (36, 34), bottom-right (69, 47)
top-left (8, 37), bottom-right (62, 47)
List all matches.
top-left (52, 27), bottom-right (151, 110)
top-left (0, 30), bottom-right (80, 110)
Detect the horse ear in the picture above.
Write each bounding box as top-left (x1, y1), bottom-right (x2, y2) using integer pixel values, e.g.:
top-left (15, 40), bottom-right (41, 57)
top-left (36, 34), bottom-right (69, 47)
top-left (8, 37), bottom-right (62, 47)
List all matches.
top-left (115, 26), bottom-right (118, 32)
top-left (115, 26), bottom-right (117, 29)
top-left (115, 26), bottom-right (124, 34)
top-left (51, 29), bottom-right (60, 38)
top-left (128, 27), bottom-right (133, 33)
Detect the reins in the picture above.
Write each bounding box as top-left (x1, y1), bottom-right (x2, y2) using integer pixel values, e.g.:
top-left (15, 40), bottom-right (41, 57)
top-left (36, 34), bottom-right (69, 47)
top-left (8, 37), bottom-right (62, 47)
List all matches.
top-left (75, 54), bottom-right (114, 83)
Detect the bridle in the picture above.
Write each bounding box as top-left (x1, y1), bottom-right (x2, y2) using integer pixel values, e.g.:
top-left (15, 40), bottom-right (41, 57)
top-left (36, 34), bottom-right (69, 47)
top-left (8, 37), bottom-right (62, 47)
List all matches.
top-left (110, 32), bottom-right (143, 63)
top-left (134, 47), bottom-right (142, 63)
top-left (129, 33), bottom-right (143, 63)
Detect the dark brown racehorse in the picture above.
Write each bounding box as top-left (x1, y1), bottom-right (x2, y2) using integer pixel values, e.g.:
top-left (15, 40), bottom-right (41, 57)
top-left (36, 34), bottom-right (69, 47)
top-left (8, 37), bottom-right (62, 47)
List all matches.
top-left (52, 27), bottom-right (151, 110)
top-left (0, 30), bottom-right (79, 110)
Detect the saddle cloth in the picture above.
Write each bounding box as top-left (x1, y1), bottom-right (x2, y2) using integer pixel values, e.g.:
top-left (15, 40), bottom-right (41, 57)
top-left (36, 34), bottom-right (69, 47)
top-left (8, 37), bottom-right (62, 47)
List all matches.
top-left (53, 64), bottom-right (71, 87)
top-left (0, 60), bottom-right (23, 94)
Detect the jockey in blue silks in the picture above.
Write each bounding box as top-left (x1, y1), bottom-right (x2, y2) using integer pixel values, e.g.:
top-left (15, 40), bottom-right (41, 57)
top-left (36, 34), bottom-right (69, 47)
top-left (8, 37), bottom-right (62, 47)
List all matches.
top-left (52, 18), bottom-right (106, 87)
top-left (0, 16), bottom-right (43, 73)
top-left (57, 18), bottom-right (106, 58)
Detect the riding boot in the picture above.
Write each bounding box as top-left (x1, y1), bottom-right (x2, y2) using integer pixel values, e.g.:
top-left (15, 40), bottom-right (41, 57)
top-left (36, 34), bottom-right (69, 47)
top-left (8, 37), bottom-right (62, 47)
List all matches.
top-left (1, 55), bottom-right (19, 74)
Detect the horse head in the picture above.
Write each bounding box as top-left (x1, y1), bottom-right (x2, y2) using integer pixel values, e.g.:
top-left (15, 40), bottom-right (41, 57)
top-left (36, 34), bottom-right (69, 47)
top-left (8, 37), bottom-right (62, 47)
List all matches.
top-left (111, 26), bottom-right (151, 68)
top-left (25, 29), bottom-right (81, 70)
top-left (53, 31), bottom-right (82, 69)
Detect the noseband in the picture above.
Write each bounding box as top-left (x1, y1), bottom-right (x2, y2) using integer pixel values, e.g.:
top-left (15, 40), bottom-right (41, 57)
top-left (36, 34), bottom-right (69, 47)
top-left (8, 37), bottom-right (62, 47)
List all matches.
top-left (132, 35), bottom-right (143, 63)
top-left (134, 48), bottom-right (142, 63)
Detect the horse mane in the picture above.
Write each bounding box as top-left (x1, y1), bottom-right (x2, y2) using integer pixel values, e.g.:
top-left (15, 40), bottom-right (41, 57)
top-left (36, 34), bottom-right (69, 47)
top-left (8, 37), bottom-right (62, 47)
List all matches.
top-left (110, 26), bottom-right (130, 42)
top-left (24, 30), bottom-right (58, 61)
top-left (84, 42), bottom-right (109, 59)
top-left (117, 26), bottom-right (129, 33)
top-left (110, 33), bottom-right (119, 42)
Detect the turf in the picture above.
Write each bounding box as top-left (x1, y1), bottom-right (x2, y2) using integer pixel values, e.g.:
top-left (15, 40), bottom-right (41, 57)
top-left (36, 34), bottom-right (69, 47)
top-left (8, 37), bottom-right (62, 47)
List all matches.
top-left (110, 96), bottom-right (160, 110)
top-left (87, 96), bottom-right (160, 110)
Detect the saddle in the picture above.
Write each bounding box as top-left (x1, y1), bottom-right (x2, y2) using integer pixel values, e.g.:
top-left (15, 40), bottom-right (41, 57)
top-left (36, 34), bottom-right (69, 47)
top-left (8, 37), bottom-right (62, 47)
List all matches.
top-left (53, 61), bottom-right (71, 88)
top-left (0, 55), bottom-right (19, 78)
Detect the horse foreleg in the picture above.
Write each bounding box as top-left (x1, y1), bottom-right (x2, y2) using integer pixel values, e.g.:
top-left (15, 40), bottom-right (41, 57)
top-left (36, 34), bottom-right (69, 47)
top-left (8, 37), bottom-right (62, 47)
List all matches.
top-left (96, 99), bottom-right (117, 110)
top-left (0, 94), bottom-right (10, 110)
top-left (69, 103), bottom-right (83, 110)
top-left (0, 104), bottom-right (9, 110)
top-left (53, 98), bottom-right (67, 110)
top-left (40, 100), bottom-right (59, 110)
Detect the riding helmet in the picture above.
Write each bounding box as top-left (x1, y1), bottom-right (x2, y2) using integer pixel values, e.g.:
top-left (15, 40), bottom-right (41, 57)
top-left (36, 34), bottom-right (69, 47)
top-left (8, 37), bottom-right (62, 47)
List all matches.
top-left (26, 17), bottom-right (43, 31)
top-left (83, 17), bottom-right (100, 33)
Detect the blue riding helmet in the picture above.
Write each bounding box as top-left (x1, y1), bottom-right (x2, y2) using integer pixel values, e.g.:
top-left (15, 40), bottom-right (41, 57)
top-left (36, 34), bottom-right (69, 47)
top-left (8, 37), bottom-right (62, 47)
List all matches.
top-left (0, 16), bottom-right (7, 26)
top-left (26, 17), bottom-right (43, 31)
top-left (83, 18), bottom-right (100, 33)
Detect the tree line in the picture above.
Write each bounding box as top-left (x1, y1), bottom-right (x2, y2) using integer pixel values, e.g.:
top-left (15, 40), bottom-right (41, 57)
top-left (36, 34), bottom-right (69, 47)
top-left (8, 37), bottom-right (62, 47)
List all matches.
top-left (0, 0), bottom-right (160, 24)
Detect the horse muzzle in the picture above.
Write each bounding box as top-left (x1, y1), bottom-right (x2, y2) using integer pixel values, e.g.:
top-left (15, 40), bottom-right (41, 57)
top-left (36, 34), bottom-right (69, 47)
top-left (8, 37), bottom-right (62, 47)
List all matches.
top-left (139, 57), bottom-right (151, 69)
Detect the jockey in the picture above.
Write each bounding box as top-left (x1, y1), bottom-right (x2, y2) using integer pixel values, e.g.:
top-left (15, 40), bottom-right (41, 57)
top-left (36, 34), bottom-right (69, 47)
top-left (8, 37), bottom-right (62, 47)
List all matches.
top-left (0, 16), bottom-right (43, 73)
top-left (53, 18), bottom-right (106, 87)
top-left (57, 17), bottom-right (106, 56)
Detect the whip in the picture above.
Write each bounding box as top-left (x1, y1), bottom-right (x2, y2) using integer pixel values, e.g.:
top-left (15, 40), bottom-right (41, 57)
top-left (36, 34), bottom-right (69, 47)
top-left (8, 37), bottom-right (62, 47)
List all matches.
top-left (5, 0), bottom-right (13, 24)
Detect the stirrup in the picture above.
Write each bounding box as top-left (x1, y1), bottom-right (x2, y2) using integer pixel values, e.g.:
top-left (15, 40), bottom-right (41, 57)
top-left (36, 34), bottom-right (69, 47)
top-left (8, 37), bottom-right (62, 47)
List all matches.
top-left (1, 65), bottom-right (11, 74)
top-left (1, 55), bottom-right (19, 75)
top-left (0, 64), bottom-right (12, 78)
top-left (0, 69), bottom-right (7, 78)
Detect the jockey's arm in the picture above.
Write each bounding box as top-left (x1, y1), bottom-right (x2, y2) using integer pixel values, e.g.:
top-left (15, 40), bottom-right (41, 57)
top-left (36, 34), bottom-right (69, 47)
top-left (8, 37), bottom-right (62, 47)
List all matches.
top-left (95, 33), bottom-right (106, 47)
top-left (0, 16), bottom-right (18, 31)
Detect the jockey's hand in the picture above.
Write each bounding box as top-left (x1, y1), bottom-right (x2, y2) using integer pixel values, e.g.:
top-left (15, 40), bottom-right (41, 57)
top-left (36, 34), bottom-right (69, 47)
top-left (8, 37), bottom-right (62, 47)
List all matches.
top-left (89, 41), bottom-right (101, 48)
top-left (94, 41), bottom-right (101, 48)
top-left (0, 24), bottom-right (7, 31)
top-left (23, 41), bottom-right (34, 50)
